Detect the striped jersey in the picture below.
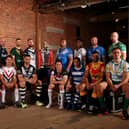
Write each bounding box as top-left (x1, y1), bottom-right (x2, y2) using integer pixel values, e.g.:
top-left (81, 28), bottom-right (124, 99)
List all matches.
top-left (0, 66), bottom-right (16, 82)
top-left (69, 65), bottom-right (85, 85)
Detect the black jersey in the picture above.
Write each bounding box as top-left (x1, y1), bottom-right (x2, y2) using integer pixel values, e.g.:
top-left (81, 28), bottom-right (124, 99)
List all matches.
top-left (0, 47), bottom-right (8, 66)
top-left (51, 69), bottom-right (68, 81)
top-left (20, 64), bottom-right (36, 79)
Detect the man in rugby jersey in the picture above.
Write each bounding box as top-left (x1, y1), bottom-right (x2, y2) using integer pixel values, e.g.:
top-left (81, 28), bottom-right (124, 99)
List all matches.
top-left (108, 32), bottom-right (127, 60)
top-left (10, 38), bottom-right (23, 70)
top-left (0, 38), bottom-right (8, 67)
top-left (24, 38), bottom-right (36, 68)
top-left (0, 55), bottom-right (20, 108)
top-left (74, 39), bottom-right (86, 66)
top-left (56, 38), bottom-right (73, 72)
top-left (46, 60), bottom-right (68, 109)
top-left (18, 55), bottom-right (43, 108)
top-left (80, 51), bottom-right (108, 114)
top-left (87, 36), bottom-right (105, 63)
top-left (106, 47), bottom-right (129, 120)
top-left (65, 57), bottom-right (85, 110)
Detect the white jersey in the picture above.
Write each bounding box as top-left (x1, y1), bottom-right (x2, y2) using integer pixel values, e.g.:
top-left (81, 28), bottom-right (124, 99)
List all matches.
top-left (74, 48), bottom-right (86, 62)
top-left (0, 67), bottom-right (16, 82)
top-left (24, 48), bottom-right (36, 68)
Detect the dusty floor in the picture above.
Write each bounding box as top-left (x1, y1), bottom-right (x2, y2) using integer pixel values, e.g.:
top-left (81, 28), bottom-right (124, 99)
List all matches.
top-left (0, 106), bottom-right (129, 129)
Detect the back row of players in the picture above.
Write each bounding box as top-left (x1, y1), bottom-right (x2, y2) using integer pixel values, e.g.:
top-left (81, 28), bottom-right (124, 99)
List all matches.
top-left (0, 32), bottom-right (128, 120)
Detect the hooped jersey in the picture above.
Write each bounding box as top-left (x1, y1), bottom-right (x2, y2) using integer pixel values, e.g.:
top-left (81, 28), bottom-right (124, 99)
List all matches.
top-left (18, 64), bottom-right (36, 79)
top-left (0, 66), bottom-right (16, 82)
top-left (69, 66), bottom-right (85, 85)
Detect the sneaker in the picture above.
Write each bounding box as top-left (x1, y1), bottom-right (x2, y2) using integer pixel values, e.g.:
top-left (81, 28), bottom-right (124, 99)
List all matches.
top-left (72, 104), bottom-right (79, 110)
top-left (15, 101), bottom-right (21, 108)
top-left (121, 111), bottom-right (129, 120)
top-left (46, 104), bottom-right (52, 109)
top-left (21, 102), bottom-right (28, 108)
top-left (65, 103), bottom-right (72, 110)
top-left (0, 103), bottom-right (5, 109)
top-left (81, 104), bottom-right (86, 110)
top-left (59, 105), bottom-right (64, 110)
top-left (36, 101), bottom-right (44, 107)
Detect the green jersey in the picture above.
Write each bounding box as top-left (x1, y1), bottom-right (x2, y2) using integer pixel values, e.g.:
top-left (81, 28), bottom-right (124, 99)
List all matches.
top-left (10, 47), bottom-right (23, 69)
top-left (106, 59), bottom-right (129, 82)
top-left (108, 41), bottom-right (126, 59)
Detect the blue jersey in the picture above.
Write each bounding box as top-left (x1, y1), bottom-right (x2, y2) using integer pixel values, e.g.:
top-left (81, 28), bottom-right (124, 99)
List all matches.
top-left (56, 47), bottom-right (73, 69)
top-left (87, 45), bottom-right (105, 62)
top-left (69, 66), bottom-right (85, 85)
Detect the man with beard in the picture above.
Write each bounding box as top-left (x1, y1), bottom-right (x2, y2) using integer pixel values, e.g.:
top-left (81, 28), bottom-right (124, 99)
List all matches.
top-left (24, 39), bottom-right (36, 68)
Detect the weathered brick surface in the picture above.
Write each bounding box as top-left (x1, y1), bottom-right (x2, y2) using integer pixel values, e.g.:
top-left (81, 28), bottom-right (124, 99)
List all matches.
top-left (0, 0), bottom-right (35, 53)
top-left (0, 0), bottom-right (83, 55)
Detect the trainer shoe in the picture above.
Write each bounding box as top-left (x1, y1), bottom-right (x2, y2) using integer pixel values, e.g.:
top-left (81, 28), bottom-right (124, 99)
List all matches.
top-left (36, 101), bottom-right (44, 107)
top-left (15, 101), bottom-right (21, 108)
top-left (21, 102), bottom-right (28, 108)
top-left (0, 103), bottom-right (6, 109)
top-left (46, 104), bottom-right (52, 109)
top-left (65, 103), bottom-right (72, 110)
top-left (121, 110), bottom-right (129, 120)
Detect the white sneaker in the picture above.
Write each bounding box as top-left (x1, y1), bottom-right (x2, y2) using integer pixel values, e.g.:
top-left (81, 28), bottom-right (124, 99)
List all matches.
top-left (59, 105), bottom-right (64, 110)
top-left (46, 104), bottom-right (52, 109)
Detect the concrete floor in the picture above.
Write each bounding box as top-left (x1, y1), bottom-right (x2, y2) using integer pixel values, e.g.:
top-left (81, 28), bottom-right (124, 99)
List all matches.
top-left (0, 106), bottom-right (129, 129)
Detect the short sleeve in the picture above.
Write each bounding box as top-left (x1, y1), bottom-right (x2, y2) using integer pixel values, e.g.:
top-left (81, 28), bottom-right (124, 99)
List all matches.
top-left (63, 71), bottom-right (68, 79)
top-left (81, 48), bottom-right (86, 56)
top-left (68, 48), bottom-right (73, 58)
top-left (120, 44), bottom-right (126, 53)
top-left (123, 62), bottom-right (129, 72)
top-left (100, 63), bottom-right (105, 72)
top-left (13, 67), bottom-right (16, 75)
top-left (101, 47), bottom-right (106, 56)
top-left (106, 63), bottom-right (111, 73)
top-left (0, 69), bottom-right (3, 74)
top-left (51, 70), bottom-right (55, 76)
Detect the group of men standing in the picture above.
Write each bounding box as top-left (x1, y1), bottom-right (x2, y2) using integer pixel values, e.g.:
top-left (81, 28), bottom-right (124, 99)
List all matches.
top-left (0, 31), bottom-right (129, 120)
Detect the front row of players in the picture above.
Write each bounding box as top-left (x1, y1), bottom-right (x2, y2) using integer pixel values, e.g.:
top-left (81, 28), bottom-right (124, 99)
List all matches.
top-left (0, 47), bottom-right (129, 120)
top-left (46, 47), bottom-right (129, 120)
top-left (0, 55), bottom-right (43, 108)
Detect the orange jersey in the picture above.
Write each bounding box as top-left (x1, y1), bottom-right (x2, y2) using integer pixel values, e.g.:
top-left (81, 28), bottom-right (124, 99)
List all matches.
top-left (86, 61), bottom-right (105, 83)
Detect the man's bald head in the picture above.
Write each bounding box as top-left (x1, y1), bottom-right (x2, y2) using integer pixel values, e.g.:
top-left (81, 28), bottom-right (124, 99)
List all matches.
top-left (110, 32), bottom-right (119, 43)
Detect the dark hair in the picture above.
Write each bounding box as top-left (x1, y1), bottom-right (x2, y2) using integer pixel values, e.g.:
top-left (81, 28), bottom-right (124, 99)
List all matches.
top-left (6, 55), bottom-right (13, 60)
top-left (16, 38), bottom-right (21, 41)
top-left (112, 47), bottom-right (121, 52)
top-left (23, 54), bottom-right (31, 58)
top-left (55, 59), bottom-right (62, 64)
top-left (74, 57), bottom-right (81, 62)
top-left (74, 57), bottom-right (81, 66)
top-left (27, 38), bottom-right (32, 41)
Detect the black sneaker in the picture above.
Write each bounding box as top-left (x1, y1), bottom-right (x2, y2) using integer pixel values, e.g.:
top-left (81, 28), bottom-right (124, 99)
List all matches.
top-left (0, 103), bottom-right (6, 109)
top-left (15, 101), bottom-right (21, 108)
top-left (121, 111), bottom-right (129, 120)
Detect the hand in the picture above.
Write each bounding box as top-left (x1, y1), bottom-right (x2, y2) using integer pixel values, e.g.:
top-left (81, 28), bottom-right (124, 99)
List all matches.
top-left (111, 85), bottom-right (118, 92)
top-left (66, 68), bottom-right (70, 73)
top-left (114, 84), bottom-right (120, 89)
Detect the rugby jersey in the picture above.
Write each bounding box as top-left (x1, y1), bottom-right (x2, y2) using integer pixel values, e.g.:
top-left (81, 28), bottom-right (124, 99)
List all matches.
top-left (69, 65), bottom-right (85, 85)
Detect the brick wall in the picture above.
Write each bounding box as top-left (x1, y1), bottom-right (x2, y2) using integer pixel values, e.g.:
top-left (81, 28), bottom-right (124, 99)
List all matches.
top-left (0, 0), bottom-right (83, 56)
top-left (0, 0), bottom-right (35, 53)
